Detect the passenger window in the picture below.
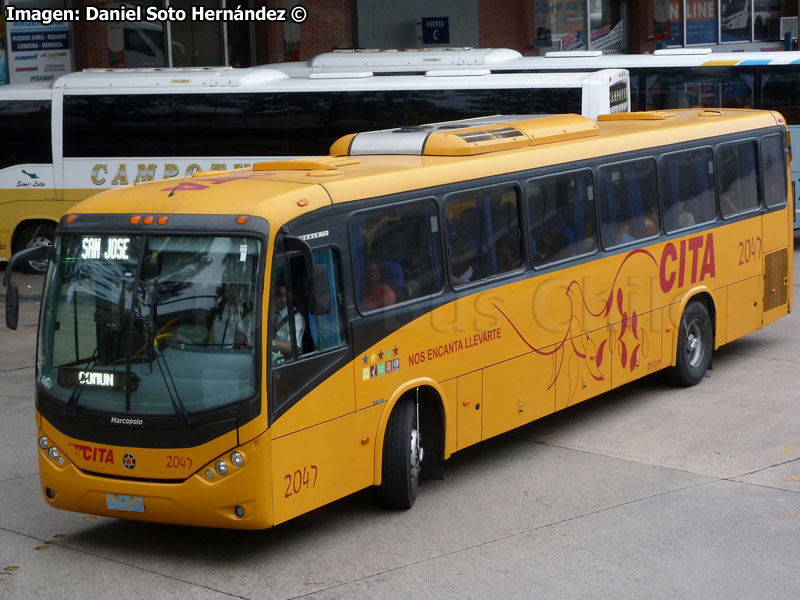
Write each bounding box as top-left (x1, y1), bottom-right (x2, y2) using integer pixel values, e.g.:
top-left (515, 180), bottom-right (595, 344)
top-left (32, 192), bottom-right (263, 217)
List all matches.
top-left (350, 201), bottom-right (442, 312)
top-left (598, 159), bottom-right (660, 248)
top-left (761, 135), bottom-right (788, 209)
top-left (270, 249), bottom-right (345, 365)
top-left (718, 141), bottom-right (759, 218)
top-left (527, 170), bottom-right (596, 267)
top-left (445, 186), bottom-right (522, 286)
top-left (660, 148), bottom-right (717, 233)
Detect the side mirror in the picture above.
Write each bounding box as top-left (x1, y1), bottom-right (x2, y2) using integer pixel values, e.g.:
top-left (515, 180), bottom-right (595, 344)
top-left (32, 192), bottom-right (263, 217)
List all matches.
top-left (4, 244), bottom-right (52, 330)
top-left (309, 264), bottom-right (331, 315)
top-left (5, 282), bottom-right (19, 330)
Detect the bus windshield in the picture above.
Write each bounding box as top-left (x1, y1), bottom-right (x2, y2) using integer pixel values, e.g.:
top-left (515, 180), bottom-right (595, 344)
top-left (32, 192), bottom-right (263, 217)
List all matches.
top-left (37, 234), bottom-right (261, 420)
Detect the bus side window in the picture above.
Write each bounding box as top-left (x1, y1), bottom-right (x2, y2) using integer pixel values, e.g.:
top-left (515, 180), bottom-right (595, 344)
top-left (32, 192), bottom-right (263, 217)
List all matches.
top-left (0, 100), bottom-right (52, 169)
top-left (761, 135), bottom-right (788, 209)
top-left (760, 71), bottom-right (800, 127)
top-left (527, 170), bottom-right (596, 267)
top-left (660, 148), bottom-right (717, 233)
top-left (350, 200), bottom-right (442, 311)
top-left (445, 185), bottom-right (522, 285)
top-left (598, 159), bottom-right (659, 249)
top-left (718, 140), bottom-right (759, 218)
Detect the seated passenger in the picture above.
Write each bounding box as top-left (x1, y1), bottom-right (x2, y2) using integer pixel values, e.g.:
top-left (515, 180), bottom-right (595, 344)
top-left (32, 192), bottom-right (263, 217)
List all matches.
top-left (363, 260), bottom-right (395, 311)
top-left (403, 242), bottom-right (436, 298)
top-left (537, 223), bottom-right (574, 262)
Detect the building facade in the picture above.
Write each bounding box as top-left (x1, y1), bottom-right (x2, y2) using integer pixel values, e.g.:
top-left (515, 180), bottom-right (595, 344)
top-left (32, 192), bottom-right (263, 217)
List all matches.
top-left (1, 0), bottom-right (799, 85)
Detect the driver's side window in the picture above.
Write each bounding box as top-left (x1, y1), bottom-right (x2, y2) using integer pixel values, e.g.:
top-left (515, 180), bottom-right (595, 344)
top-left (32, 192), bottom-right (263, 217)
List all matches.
top-left (269, 248), bottom-right (345, 365)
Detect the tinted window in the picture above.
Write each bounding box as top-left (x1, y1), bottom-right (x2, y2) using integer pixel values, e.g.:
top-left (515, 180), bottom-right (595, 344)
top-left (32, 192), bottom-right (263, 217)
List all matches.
top-left (289, 91), bottom-right (407, 156)
top-left (644, 68), bottom-right (754, 111)
top-left (718, 141), bottom-right (759, 217)
top-left (409, 88), bottom-right (582, 124)
top-left (64, 94), bottom-right (173, 157)
top-left (760, 68), bottom-right (800, 125)
top-left (350, 201), bottom-right (442, 311)
top-left (660, 148), bottom-right (717, 233)
top-left (761, 135), bottom-right (787, 208)
top-left (172, 93), bottom-right (288, 156)
top-left (63, 93), bottom-right (290, 157)
top-left (598, 159), bottom-right (659, 248)
top-left (0, 100), bottom-right (52, 168)
top-left (527, 170), bottom-right (596, 267)
top-left (445, 186), bottom-right (522, 285)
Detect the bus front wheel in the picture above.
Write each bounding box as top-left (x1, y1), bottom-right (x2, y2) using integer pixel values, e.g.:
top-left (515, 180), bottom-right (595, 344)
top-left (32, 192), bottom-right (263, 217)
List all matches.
top-left (380, 398), bottom-right (423, 509)
top-left (665, 300), bottom-right (712, 387)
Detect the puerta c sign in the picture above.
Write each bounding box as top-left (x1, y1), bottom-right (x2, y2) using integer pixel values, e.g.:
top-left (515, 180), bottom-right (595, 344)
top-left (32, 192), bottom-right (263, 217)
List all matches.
top-left (422, 17), bottom-right (449, 44)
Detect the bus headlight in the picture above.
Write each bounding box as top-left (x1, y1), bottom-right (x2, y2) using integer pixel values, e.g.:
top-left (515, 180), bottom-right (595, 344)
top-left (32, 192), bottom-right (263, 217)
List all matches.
top-left (215, 460), bottom-right (228, 476)
top-left (48, 446), bottom-right (59, 460)
top-left (230, 451), bottom-right (244, 467)
top-left (38, 436), bottom-right (49, 449)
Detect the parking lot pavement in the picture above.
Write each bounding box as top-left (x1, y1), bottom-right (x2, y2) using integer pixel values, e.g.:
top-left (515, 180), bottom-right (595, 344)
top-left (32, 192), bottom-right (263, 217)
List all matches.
top-left (0, 239), bottom-right (798, 600)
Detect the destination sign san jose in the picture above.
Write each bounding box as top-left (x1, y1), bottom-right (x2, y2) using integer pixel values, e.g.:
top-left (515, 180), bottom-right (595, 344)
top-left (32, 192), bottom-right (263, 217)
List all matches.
top-left (63, 236), bottom-right (140, 262)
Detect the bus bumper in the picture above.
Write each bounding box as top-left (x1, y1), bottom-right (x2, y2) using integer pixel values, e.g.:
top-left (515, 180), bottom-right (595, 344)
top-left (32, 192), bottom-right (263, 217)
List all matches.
top-left (37, 433), bottom-right (275, 530)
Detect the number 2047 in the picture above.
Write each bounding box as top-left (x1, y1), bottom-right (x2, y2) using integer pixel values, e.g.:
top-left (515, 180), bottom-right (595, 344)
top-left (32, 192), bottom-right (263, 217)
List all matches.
top-left (739, 236), bottom-right (762, 265)
top-left (284, 465), bottom-right (318, 498)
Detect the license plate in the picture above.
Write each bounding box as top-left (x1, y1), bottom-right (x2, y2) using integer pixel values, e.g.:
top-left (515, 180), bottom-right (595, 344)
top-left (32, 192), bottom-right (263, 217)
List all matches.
top-left (106, 493), bottom-right (145, 512)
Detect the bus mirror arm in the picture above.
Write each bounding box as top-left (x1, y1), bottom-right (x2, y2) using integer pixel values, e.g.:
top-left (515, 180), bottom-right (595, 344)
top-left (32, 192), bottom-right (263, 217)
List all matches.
top-left (281, 234), bottom-right (331, 315)
top-left (309, 264), bottom-right (331, 315)
top-left (3, 244), bottom-right (52, 286)
top-left (3, 245), bottom-right (52, 331)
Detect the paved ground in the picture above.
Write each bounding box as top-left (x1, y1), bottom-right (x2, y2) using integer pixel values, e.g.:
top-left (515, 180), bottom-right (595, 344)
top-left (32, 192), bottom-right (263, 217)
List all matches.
top-left (0, 236), bottom-right (799, 600)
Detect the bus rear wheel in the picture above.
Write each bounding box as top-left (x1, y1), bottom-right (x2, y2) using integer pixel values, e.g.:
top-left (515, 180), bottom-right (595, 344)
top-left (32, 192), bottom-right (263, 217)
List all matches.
top-left (664, 300), bottom-right (712, 387)
top-left (380, 398), bottom-right (423, 509)
top-left (15, 222), bottom-right (55, 274)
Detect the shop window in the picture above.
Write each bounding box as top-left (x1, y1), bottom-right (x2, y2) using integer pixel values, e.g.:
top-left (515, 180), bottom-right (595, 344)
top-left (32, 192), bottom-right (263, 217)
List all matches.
top-left (686, 0), bottom-right (719, 45)
top-left (105, 0), bottom-right (252, 69)
top-left (589, 0), bottom-right (625, 52)
top-left (535, 0), bottom-right (587, 51)
top-left (170, 0), bottom-right (223, 67)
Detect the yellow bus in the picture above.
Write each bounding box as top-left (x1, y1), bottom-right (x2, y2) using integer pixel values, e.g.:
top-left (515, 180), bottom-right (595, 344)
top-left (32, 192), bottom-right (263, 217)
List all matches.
top-left (3, 109), bottom-right (792, 529)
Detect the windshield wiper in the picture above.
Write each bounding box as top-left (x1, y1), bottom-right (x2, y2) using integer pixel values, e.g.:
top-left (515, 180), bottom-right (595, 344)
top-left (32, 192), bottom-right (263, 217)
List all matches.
top-left (144, 279), bottom-right (190, 425)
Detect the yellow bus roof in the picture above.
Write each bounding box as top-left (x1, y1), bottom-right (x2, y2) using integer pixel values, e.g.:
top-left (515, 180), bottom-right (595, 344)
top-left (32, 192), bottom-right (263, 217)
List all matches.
top-left (72, 109), bottom-right (783, 227)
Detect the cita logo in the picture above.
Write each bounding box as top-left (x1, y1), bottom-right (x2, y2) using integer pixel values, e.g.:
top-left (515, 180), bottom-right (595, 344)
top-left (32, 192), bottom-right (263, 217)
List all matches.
top-left (122, 453), bottom-right (136, 470)
top-left (70, 443), bottom-right (115, 464)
